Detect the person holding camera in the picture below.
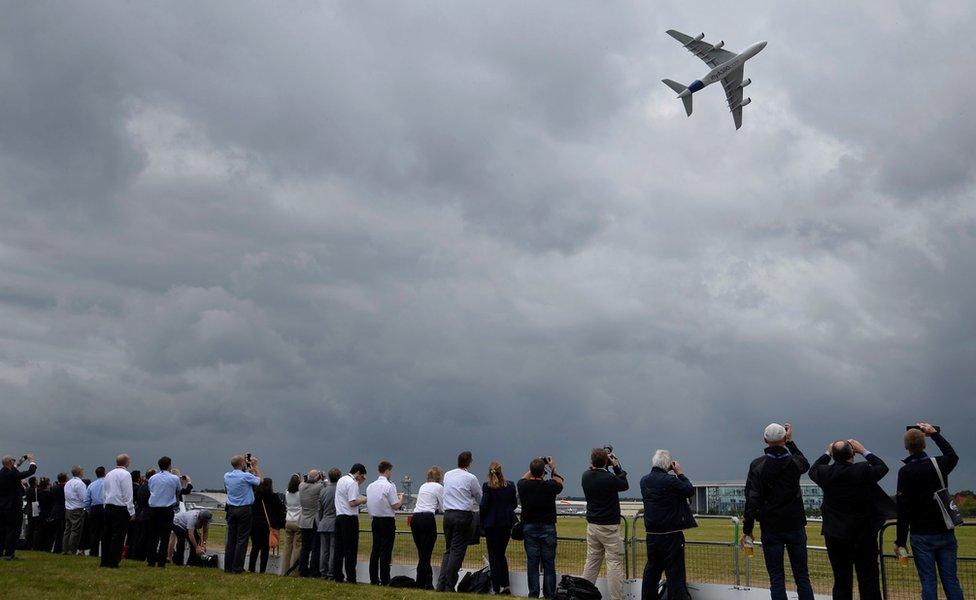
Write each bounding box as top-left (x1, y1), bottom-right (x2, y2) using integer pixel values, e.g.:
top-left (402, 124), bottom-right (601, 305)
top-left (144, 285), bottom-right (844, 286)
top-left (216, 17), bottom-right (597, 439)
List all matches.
top-left (297, 469), bottom-right (325, 577)
top-left (581, 447), bottom-right (628, 600)
top-left (480, 461), bottom-right (517, 595)
top-left (809, 439), bottom-right (890, 600)
top-left (895, 423), bottom-right (963, 600)
top-left (223, 453), bottom-right (263, 574)
top-left (518, 456), bottom-right (564, 599)
top-left (0, 453), bottom-right (37, 559)
top-left (640, 450), bottom-right (696, 600)
top-left (742, 423), bottom-right (814, 600)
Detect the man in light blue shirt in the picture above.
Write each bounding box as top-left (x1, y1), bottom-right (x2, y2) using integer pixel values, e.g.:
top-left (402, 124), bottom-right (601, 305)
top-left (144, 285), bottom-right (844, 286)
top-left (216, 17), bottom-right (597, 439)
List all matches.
top-left (223, 454), bottom-right (263, 574)
top-left (85, 466), bottom-right (106, 557)
top-left (146, 456), bottom-right (183, 567)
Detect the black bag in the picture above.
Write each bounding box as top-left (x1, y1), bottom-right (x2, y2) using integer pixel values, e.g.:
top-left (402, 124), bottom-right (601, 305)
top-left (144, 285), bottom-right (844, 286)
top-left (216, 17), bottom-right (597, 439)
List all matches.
top-left (457, 567), bottom-right (492, 594)
top-left (930, 457), bottom-right (965, 529)
top-left (390, 575), bottom-right (417, 588)
top-left (556, 575), bottom-right (602, 600)
top-left (199, 554), bottom-right (220, 568)
top-left (511, 517), bottom-right (524, 541)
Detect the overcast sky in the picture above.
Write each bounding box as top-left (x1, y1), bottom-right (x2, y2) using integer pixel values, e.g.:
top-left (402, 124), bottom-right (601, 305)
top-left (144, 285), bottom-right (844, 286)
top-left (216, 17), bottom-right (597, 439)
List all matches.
top-left (2, 2), bottom-right (974, 494)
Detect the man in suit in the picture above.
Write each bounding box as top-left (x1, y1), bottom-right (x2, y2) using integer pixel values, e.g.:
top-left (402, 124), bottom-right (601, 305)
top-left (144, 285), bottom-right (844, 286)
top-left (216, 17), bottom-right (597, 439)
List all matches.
top-left (0, 453), bottom-right (37, 559)
top-left (809, 439), bottom-right (890, 600)
top-left (297, 470), bottom-right (325, 577)
top-left (318, 468), bottom-right (341, 580)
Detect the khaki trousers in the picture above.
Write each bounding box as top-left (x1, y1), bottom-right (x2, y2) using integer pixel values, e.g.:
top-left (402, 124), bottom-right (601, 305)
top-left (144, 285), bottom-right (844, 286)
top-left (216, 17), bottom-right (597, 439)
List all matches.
top-left (582, 523), bottom-right (625, 600)
top-left (280, 521), bottom-right (301, 575)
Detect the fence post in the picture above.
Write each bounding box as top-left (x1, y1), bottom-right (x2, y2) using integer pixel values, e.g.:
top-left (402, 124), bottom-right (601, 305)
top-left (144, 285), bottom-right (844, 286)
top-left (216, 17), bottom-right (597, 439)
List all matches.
top-left (878, 522), bottom-right (890, 600)
top-left (731, 516), bottom-right (741, 588)
top-left (622, 516), bottom-right (630, 579)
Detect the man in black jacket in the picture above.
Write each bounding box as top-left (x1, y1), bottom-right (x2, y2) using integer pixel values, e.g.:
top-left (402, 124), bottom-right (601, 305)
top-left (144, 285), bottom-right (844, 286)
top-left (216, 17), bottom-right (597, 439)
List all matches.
top-left (581, 447), bottom-right (629, 600)
top-left (895, 422), bottom-right (963, 600)
top-left (0, 453), bottom-right (37, 559)
top-left (809, 439), bottom-right (889, 600)
top-left (640, 449), bottom-right (696, 600)
top-left (742, 422), bottom-right (814, 600)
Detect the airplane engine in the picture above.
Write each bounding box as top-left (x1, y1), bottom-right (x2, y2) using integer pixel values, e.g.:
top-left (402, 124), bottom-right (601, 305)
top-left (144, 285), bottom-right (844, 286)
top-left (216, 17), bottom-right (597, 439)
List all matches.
top-left (712, 40), bottom-right (724, 50)
top-left (738, 98), bottom-right (752, 108)
top-left (740, 78), bottom-right (752, 89)
top-left (693, 33), bottom-right (704, 42)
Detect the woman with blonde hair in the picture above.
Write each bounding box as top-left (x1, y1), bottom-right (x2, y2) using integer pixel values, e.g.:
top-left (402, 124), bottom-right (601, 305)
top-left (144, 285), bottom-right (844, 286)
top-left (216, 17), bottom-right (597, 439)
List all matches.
top-left (480, 461), bottom-right (517, 595)
top-left (410, 465), bottom-right (444, 589)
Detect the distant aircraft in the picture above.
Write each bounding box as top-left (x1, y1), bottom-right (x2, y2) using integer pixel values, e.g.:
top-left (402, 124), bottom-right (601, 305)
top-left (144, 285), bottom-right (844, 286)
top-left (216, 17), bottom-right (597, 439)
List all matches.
top-left (662, 30), bottom-right (767, 130)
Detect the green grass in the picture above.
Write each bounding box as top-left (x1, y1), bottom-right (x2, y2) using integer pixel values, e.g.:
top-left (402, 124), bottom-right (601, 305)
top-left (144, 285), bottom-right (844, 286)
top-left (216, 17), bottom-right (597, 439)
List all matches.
top-left (0, 552), bottom-right (461, 600)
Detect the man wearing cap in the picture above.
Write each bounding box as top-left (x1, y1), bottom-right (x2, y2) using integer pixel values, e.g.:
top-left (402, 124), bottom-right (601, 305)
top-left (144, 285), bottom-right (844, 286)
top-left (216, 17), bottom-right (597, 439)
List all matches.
top-left (741, 423), bottom-right (815, 600)
top-left (167, 508), bottom-right (212, 566)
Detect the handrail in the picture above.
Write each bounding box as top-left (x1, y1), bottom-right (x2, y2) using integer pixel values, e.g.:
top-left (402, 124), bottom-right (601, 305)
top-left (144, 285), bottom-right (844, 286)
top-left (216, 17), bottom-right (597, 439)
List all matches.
top-left (877, 519), bottom-right (973, 600)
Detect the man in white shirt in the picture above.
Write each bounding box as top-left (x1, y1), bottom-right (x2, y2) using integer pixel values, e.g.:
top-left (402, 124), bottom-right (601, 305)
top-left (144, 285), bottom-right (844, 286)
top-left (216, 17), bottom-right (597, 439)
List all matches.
top-left (436, 451), bottom-right (483, 592)
top-left (101, 454), bottom-right (135, 568)
top-left (332, 463), bottom-right (367, 584)
top-left (365, 461), bottom-right (404, 585)
top-left (62, 465), bottom-right (87, 555)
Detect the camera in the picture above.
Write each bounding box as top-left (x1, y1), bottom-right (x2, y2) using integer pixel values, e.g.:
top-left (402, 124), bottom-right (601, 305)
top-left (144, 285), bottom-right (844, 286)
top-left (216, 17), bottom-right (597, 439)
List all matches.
top-left (244, 453), bottom-right (253, 470)
top-left (538, 456), bottom-right (552, 465)
top-left (906, 425), bottom-right (941, 433)
top-left (603, 444), bottom-right (614, 455)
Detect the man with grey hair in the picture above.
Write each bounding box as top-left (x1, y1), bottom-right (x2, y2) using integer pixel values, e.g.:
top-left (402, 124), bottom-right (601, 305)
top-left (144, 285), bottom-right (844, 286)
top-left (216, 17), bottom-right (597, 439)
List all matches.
top-left (0, 452), bottom-right (36, 560)
top-left (742, 423), bottom-right (814, 600)
top-left (297, 469), bottom-right (325, 577)
top-left (640, 450), bottom-right (696, 600)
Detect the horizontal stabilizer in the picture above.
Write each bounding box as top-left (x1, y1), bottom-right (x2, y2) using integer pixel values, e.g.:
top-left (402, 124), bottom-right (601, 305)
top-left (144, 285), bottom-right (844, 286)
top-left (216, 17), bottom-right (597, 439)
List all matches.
top-left (662, 79), bottom-right (693, 117)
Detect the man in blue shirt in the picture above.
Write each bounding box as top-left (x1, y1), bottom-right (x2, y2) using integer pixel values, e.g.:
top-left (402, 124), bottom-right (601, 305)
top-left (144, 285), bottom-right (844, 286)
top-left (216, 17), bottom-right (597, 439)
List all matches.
top-left (84, 467), bottom-right (106, 557)
top-left (223, 454), bottom-right (263, 574)
top-left (146, 457), bottom-right (183, 567)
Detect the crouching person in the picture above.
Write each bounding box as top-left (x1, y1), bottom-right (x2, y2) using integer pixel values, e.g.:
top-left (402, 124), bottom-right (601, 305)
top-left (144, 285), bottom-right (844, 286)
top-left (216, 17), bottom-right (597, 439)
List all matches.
top-left (168, 509), bottom-right (212, 567)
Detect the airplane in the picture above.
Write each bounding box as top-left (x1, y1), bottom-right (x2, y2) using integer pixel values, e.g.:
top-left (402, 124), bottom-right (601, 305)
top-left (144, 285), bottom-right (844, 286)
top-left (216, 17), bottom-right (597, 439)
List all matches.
top-left (662, 30), bottom-right (767, 130)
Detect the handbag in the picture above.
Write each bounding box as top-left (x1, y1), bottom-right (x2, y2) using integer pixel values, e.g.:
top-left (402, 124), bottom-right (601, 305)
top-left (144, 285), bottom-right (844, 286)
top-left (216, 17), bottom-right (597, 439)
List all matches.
top-left (510, 517), bottom-right (524, 541)
top-left (262, 499), bottom-right (280, 549)
top-left (930, 457), bottom-right (964, 529)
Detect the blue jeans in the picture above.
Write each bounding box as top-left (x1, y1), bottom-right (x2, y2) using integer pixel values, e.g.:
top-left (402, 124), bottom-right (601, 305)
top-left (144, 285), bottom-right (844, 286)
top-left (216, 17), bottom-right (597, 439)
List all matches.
top-left (523, 523), bottom-right (557, 598)
top-left (761, 529), bottom-right (815, 600)
top-left (911, 532), bottom-right (964, 600)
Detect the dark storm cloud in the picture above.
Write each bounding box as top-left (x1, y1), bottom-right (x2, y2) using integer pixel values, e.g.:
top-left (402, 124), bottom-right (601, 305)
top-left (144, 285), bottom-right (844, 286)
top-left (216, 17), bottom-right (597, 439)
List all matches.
top-left (0, 1), bottom-right (974, 492)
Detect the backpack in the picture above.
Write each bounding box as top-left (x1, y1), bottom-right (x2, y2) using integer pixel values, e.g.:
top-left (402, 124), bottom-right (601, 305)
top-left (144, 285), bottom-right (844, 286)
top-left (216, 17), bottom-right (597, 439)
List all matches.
top-left (390, 576), bottom-right (417, 588)
top-left (456, 567), bottom-right (492, 594)
top-left (555, 575), bottom-right (602, 600)
top-left (199, 554), bottom-right (220, 568)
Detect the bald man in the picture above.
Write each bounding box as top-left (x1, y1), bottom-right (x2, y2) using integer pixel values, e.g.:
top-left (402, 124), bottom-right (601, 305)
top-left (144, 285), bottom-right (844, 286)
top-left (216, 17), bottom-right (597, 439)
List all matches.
top-left (101, 454), bottom-right (134, 568)
top-left (0, 453), bottom-right (36, 559)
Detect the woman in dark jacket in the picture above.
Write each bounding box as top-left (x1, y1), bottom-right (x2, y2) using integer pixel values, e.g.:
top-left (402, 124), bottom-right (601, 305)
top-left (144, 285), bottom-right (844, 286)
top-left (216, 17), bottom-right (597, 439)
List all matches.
top-left (34, 478), bottom-right (54, 551)
top-left (249, 478), bottom-right (286, 573)
top-left (480, 462), bottom-right (518, 595)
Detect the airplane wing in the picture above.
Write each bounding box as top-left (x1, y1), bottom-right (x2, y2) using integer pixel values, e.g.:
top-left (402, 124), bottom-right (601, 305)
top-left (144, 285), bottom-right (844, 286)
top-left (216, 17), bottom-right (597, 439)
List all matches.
top-left (722, 66), bottom-right (745, 130)
top-left (667, 29), bottom-right (738, 68)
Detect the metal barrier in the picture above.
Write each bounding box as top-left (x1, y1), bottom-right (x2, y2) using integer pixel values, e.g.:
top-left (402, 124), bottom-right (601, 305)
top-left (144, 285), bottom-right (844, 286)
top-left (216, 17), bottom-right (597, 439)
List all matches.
top-left (879, 521), bottom-right (975, 600)
top-left (629, 512), bottom-right (741, 586)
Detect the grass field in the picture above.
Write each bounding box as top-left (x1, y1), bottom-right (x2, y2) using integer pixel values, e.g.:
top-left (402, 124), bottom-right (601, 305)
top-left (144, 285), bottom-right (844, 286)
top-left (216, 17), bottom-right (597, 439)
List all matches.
top-left (0, 552), bottom-right (455, 600)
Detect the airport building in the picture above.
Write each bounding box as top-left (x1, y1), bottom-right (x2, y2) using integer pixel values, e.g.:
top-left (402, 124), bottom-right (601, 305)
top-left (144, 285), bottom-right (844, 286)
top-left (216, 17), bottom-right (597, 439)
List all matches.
top-left (691, 481), bottom-right (823, 516)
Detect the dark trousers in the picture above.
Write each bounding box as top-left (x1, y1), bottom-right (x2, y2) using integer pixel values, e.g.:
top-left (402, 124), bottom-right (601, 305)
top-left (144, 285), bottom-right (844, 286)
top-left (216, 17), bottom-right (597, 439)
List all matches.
top-left (761, 529), bottom-right (815, 600)
top-left (411, 512), bottom-right (437, 589)
top-left (333, 514), bottom-right (360, 583)
top-left (437, 510), bottom-right (473, 592)
top-left (224, 504), bottom-right (253, 574)
top-left (825, 534), bottom-right (881, 600)
top-left (298, 527), bottom-right (320, 576)
top-left (126, 519), bottom-right (149, 560)
top-left (319, 531), bottom-right (335, 578)
top-left (0, 508), bottom-right (23, 558)
top-left (50, 516), bottom-right (64, 553)
top-left (248, 523), bottom-right (270, 573)
top-left (172, 526), bottom-right (205, 567)
top-left (146, 506), bottom-right (175, 567)
top-left (88, 505), bottom-right (104, 557)
top-left (100, 505), bottom-right (130, 568)
top-left (484, 525), bottom-right (512, 592)
top-left (641, 532), bottom-right (688, 600)
top-left (369, 517), bottom-right (396, 585)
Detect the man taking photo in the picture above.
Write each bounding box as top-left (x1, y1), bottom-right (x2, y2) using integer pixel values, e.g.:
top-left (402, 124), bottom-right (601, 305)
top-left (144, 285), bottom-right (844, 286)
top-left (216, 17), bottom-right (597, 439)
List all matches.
top-left (581, 447), bottom-right (628, 600)
top-left (0, 453), bottom-right (37, 560)
top-left (640, 449), bottom-right (696, 600)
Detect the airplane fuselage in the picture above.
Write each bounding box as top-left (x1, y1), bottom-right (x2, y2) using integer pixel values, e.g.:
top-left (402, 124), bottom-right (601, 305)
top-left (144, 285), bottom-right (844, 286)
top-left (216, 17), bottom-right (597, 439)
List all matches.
top-left (679, 41), bottom-right (767, 98)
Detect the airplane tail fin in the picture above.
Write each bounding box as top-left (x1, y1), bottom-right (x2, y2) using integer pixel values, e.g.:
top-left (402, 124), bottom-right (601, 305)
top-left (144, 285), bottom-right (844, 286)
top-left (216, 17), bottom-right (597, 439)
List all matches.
top-left (662, 79), bottom-right (693, 116)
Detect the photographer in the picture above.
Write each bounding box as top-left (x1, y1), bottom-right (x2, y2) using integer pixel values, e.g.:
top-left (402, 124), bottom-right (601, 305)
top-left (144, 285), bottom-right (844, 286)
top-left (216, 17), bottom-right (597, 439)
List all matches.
top-left (222, 453), bottom-right (263, 574)
top-left (640, 450), bottom-right (696, 600)
top-left (517, 456), bottom-right (564, 599)
top-left (895, 423), bottom-right (963, 600)
top-left (581, 447), bottom-right (628, 600)
top-left (0, 453), bottom-right (37, 559)
top-left (298, 469), bottom-right (325, 577)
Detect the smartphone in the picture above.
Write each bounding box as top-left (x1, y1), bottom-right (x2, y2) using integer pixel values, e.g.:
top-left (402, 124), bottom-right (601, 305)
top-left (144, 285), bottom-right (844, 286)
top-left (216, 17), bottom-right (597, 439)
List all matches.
top-left (906, 425), bottom-right (941, 433)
